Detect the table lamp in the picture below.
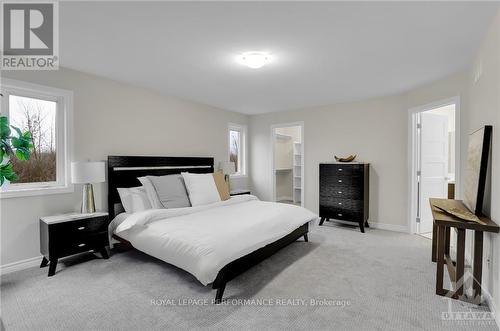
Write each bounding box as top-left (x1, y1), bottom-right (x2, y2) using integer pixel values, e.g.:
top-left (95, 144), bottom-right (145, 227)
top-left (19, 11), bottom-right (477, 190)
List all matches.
top-left (71, 161), bottom-right (106, 213)
top-left (219, 161), bottom-right (236, 191)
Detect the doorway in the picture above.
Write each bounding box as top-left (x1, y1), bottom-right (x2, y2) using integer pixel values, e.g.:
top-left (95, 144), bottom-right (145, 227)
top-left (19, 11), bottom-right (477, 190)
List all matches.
top-left (409, 98), bottom-right (460, 237)
top-left (271, 123), bottom-right (304, 206)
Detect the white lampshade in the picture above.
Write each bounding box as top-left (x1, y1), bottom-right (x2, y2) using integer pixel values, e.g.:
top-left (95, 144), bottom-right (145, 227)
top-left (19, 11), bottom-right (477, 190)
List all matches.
top-left (219, 161), bottom-right (236, 175)
top-left (71, 161), bottom-right (106, 184)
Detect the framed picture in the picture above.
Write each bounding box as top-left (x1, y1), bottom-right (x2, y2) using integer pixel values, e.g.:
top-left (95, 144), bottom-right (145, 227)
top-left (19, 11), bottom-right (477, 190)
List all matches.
top-left (463, 125), bottom-right (492, 215)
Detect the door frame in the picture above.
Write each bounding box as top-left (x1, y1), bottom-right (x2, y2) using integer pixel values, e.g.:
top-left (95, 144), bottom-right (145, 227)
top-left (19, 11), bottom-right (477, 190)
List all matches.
top-left (407, 96), bottom-right (461, 234)
top-left (270, 121), bottom-right (305, 207)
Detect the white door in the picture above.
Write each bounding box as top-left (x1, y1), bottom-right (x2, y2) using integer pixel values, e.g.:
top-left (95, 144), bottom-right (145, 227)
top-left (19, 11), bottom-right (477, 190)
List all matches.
top-left (419, 112), bottom-right (449, 234)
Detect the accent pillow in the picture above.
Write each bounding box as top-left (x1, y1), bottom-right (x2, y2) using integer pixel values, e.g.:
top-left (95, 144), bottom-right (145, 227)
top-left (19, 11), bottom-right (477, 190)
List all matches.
top-left (145, 174), bottom-right (191, 208)
top-left (213, 171), bottom-right (230, 201)
top-left (138, 177), bottom-right (163, 209)
top-left (181, 172), bottom-right (221, 206)
top-left (117, 187), bottom-right (152, 213)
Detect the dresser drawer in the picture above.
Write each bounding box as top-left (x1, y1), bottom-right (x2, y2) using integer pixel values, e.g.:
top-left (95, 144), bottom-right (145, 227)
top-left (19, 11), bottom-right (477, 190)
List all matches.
top-left (320, 185), bottom-right (362, 199)
top-left (51, 232), bottom-right (108, 258)
top-left (322, 175), bottom-right (363, 187)
top-left (320, 164), bottom-right (364, 176)
top-left (50, 216), bottom-right (108, 237)
top-left (319, 206), bottom-right (362, 222)
top-left (320, 198), bottom-right (364, 212)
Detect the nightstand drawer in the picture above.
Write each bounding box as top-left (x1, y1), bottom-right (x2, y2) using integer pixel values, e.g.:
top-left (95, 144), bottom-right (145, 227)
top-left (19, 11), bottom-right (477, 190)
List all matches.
top-left (51, 232), bottom-right (108, 258)
top-left (51, 216), bottom-right (108, 237)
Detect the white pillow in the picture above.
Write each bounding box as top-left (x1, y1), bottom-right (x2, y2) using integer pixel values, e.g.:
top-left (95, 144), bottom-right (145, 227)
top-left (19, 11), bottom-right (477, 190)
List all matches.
top-left (117, 187), bottom-right (152, 213)
top-left (181, 172), bottom-right (221, 206)
top-left (138, 176), bottom-right (163, 209)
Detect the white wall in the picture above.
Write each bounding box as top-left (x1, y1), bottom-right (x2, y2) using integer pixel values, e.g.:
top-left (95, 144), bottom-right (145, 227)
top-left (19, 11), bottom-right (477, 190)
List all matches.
top-left (250, 71), bottom-right (467, 230)
top-left (0, 68), bottom-right (249, 267)
top-left (466, 8), bottom-right (500, 317)
top-left (250, 95), bottom-right (409, 228)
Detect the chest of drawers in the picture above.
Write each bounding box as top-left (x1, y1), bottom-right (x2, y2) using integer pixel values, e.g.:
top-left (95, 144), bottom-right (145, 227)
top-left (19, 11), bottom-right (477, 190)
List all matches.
top-left (319, 163), bottom-right (369, 232)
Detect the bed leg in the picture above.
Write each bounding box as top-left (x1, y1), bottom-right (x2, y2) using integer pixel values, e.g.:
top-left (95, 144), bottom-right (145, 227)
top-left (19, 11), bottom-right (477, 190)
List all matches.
top-left (303, 234), bottom-right (309, 242)
top-left (215, 283), bottom-right (226, 304)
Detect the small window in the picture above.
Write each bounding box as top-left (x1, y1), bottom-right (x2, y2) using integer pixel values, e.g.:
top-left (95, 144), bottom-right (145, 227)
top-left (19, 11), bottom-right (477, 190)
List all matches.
top-left (9, 95), bottom-right (57, 184)
top-left (228, 124), bottom-right (247, 176)
top-left (1, 79), bottom-right (73, 198)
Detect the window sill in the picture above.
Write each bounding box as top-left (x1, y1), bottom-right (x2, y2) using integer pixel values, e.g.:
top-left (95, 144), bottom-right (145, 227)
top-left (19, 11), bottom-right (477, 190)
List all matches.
top-left (0, 185), bottom-right (74, 199)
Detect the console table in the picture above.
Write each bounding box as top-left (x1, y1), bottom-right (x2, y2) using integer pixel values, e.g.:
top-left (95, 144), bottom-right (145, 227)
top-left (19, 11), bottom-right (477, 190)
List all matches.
top-left (430, 198), bottom-right (499, 304)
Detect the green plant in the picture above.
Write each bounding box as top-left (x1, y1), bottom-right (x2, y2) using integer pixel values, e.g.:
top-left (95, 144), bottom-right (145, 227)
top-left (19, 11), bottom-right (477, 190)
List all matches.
top-left (0, 115), bottom-right (33, 185)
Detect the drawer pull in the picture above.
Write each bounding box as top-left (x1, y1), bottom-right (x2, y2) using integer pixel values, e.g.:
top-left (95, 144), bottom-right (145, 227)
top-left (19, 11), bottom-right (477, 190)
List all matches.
top-left (77, 226), bottom-right (85, 231)
top-left (338, 180), bottom-right (342, 183)
top-left (338, 191), bottom-right (342, 194)
top-left (338, 202), bottom-right (343, 205)
top-left (338, 169), bottom-right (343, 172)
top-left (338, 213), bottom-right (343, 217)
top-left (78, 243), bottom-right (86, 248)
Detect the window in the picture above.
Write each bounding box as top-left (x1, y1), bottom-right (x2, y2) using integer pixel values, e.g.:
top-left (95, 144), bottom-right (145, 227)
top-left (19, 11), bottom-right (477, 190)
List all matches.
top-left (1, 79), bottom-right (73, 198)
top-left (228, 123), bottom-right (247, 176)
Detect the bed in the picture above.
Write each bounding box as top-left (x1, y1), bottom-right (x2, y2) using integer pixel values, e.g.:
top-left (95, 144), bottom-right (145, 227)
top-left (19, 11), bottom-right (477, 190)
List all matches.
top-left (107, 155), bottom-right (317, 302)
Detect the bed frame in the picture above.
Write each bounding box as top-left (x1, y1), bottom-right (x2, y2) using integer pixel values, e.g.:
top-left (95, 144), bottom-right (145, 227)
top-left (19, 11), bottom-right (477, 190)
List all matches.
top-left (107, 155), bottom-right (309, 303)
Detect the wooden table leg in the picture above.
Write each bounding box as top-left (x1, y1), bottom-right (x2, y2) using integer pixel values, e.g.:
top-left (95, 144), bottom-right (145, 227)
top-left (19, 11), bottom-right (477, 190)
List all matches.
top-left (473, 231), bottom-right (484, 304)
top-left (436, 225), bottom-right (446, 295)
top-left (319, 218), bottom-right (325, 226)
top-left (456, 228), bottom-right (466, 297)
top-left (444, 227), bottom-right (451, 256)
top-left (432, 221), bottom-right (437, 262)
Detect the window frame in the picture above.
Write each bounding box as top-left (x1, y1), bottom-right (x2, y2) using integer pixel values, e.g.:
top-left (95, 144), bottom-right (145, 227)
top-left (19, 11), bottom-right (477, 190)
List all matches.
top-left (228, 123), bottom-right (247, 178)
top-left (0, 78), bottom-right (74, 198)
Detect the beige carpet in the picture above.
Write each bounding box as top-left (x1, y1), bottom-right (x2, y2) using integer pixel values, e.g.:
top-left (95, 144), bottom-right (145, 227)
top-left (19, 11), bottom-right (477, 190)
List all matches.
top-left (1, 223), bottom-right (496, 330)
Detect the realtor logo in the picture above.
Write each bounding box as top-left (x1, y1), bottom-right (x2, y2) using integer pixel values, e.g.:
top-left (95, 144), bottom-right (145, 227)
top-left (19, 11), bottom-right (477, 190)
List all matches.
top-left (1, 1), bottom-right (59, 70)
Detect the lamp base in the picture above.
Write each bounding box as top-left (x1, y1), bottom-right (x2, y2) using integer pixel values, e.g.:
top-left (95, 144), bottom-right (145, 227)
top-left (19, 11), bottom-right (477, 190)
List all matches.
top-left (81, 183), bottom-right (96, 214)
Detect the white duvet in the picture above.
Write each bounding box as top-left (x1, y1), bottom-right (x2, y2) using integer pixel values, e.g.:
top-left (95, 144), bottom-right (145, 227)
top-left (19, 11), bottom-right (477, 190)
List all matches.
top-left (114, 195), bottom-right (318, 285)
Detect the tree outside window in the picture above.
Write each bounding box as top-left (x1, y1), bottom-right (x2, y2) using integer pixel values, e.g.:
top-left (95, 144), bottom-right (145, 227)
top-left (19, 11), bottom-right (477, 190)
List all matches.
top-left (229, 130), bottom-right (240, 173)
top-left (9, 95), bottom-right (57, 184)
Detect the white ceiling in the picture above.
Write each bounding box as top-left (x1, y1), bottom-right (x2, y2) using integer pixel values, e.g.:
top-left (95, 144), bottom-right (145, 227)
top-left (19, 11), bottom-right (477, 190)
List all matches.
top-left (60, 1), bottom-right (499, 114)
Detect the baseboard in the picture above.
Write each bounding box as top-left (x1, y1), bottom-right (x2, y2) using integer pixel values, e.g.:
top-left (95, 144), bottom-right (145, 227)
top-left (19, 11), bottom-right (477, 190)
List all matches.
top-left (0, 255), bottom-right (41, 275)
top-left (484, 291), bottom-right (500, 329)
top-left (368, 222), bottom-right (408, 233)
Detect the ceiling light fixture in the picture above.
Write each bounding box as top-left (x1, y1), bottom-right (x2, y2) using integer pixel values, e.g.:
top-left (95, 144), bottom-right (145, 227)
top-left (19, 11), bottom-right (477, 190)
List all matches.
top-left (237, 52), bottom-right (271, 69)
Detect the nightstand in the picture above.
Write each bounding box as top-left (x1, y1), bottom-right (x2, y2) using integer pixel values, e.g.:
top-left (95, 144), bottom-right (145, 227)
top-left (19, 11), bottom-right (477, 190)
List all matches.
top-left (40, 212), bottom-right (110, 277)
top-left (230, 189), bottom-right (251, 196)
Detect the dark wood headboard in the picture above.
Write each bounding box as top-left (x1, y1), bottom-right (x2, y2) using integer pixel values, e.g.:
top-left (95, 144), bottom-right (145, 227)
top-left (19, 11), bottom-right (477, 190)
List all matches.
top-left (107, 155), bottom-right (214, 219)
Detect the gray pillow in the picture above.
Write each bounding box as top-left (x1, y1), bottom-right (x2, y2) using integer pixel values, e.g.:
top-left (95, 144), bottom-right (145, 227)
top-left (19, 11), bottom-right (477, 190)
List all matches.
top-left (144, 174), bottom-right (191, 208)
